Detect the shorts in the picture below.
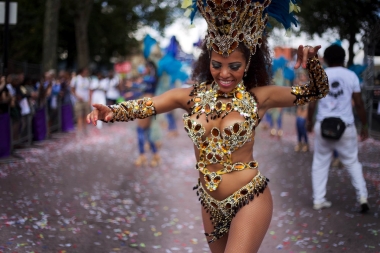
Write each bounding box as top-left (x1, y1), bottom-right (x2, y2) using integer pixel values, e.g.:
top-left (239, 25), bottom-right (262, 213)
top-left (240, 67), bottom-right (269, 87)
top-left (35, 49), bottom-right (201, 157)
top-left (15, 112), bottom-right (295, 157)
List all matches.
top-left (74, 101), bottom-right (91, 119)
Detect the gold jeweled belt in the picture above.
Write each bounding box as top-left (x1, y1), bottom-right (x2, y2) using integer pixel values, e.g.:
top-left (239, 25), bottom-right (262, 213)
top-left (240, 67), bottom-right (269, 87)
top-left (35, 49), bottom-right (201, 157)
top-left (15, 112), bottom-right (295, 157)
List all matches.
top-left (196, 160), bottom-right (258, 191)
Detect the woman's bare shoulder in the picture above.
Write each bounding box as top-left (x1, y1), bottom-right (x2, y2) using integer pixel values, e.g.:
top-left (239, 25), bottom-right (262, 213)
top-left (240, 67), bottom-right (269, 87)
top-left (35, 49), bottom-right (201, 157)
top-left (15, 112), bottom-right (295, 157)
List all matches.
top-left (172, 85), bottom-right (194, 99)
top-left (166, 85), bottom-right (195, 109)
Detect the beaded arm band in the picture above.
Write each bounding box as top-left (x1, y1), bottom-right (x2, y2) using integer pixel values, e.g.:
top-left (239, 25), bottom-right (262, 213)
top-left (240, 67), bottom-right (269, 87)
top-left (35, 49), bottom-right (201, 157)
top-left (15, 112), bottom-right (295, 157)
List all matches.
top-left (106, 97), bottom-right (156, 123)
top-left (291, 56), bottom-right (329, 106)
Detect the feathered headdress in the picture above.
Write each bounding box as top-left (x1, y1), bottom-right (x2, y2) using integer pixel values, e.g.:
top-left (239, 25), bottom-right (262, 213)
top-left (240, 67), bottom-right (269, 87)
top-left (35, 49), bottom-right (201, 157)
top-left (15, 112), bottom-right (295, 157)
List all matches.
top-left (182, 0), bottom-right (300, 57)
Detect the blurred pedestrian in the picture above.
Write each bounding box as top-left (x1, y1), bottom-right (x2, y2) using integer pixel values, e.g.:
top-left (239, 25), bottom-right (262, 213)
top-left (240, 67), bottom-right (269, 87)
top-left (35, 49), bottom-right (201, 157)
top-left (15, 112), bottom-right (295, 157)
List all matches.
top-left (90, 72), bottom-right (107, 129)
top-left (58, 70), bottom-right (72, 106)
top-left (134, 62), bottom-right (160, 167)
top-left (71, 67), bottom-right (91, 134)
top-left (307, 44), bottom-right (369, 213)
top-left (6, 75), bottom-right (21, 140)
top-left (294, 70), bottom-right (309, 152)
top-left (267, 57), bottom-right (289, 138)
top-left (7, 74), bottom-right (32, 141)
top-left (45, 70), bottom-right (61, 135)
top-left (106, 70), bottom-right (120, 105)
top-left (295, 104), bottom-right (309, 152)
top-left (0, 75), bottom-right (12, 114)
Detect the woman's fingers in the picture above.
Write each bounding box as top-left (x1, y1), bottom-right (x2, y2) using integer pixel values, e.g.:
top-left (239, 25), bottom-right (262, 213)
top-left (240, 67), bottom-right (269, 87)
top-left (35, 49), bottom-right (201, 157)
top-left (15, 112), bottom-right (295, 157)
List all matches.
top-left (294, 45), bottom-right (304, 69)
top-left (313, 45), bottom-right (322, 54)
top-left (86, 112), bottom-right (92, 124)
top-left (294, 45), bottom-right (322, 69)
top-left (302, 46), bottom-right (311, 68)
top-left (90, 110), bottom-right (98, 126)
top-left (87, 104), bottom-right (103, 125)
top-left (105, 112), bottom-right (113, 122)
top-left (87, 104), bottom-right (112, 125)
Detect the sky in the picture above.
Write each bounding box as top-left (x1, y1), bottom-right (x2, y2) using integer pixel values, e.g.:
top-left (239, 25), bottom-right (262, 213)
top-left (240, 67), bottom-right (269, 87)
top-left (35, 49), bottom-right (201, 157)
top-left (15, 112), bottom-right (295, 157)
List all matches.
top-left (134, 17), bottom-right (380, 66)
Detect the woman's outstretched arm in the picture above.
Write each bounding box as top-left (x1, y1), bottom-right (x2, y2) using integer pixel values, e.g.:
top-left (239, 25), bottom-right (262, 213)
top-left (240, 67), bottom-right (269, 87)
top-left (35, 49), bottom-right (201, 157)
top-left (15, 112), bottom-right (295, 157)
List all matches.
top-left (253, 45), bottom-right (329, 114)
top-left (86, 86), bottom-right (192, 126)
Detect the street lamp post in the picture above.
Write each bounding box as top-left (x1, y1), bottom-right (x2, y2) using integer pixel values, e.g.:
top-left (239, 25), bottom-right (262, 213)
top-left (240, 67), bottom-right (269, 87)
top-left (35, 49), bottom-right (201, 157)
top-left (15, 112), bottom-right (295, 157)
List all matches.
top-left (2, 0), bottom-right (10, 75)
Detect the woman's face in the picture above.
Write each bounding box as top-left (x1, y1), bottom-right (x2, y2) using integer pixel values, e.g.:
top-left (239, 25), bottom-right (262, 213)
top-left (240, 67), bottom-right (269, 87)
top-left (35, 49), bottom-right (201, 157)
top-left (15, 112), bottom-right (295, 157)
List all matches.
top-left (210, 49), bottom-right (246, 93)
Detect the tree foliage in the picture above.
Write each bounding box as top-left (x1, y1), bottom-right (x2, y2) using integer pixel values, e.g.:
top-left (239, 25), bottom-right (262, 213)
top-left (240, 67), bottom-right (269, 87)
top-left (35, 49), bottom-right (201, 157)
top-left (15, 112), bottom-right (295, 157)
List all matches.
top-left (296, 0), bottom-right (380, 66)
top-left (1, 0), bottom-right (180, 70)
top-left (43, 0), bottom-right (61, 72)
top-left (1, 0), bottom-right (45, 63)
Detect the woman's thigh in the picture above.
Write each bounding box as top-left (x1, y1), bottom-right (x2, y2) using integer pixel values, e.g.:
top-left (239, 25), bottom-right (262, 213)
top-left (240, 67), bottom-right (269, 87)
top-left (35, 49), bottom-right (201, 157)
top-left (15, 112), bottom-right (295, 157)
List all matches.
top-left (201, 206), bottom-right (228, 253)
top-left (201, 187), bottom-right (273, 253)
top-left (225, 187), bottom-right (273, 253)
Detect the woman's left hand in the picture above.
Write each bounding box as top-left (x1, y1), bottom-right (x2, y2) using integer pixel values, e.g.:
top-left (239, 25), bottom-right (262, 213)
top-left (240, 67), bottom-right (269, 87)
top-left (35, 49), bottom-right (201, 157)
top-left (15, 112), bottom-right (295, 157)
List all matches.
top-left (294, 45), bottom-right (322, 69)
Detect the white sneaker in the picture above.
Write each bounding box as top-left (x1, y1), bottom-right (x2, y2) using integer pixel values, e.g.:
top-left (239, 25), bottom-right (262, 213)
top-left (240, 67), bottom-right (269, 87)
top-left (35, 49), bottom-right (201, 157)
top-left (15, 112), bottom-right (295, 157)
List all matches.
top-left (359, 197), bottom-right (370, 213)
top-left (313, 201), bottom-right (332, 210)
top-left (359, 197), bottom-right (368, 205)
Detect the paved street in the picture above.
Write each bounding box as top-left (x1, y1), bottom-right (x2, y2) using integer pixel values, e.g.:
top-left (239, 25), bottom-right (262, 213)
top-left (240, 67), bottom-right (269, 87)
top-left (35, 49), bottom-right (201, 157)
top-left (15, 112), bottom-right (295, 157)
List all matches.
top-left (0, 113), bottom-right (379, 253)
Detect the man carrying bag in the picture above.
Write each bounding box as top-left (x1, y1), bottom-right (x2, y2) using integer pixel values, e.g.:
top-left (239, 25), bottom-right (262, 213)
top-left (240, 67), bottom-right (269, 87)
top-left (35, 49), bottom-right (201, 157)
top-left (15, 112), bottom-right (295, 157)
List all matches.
top-left (307, 44), bottom-right (369, 213)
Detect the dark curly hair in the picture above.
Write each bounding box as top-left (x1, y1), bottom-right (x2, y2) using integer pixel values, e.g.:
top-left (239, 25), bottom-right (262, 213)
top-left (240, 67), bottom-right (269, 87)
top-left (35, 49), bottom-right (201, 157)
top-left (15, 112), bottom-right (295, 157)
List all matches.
top-left (191, 36), bottom-right (272, 90)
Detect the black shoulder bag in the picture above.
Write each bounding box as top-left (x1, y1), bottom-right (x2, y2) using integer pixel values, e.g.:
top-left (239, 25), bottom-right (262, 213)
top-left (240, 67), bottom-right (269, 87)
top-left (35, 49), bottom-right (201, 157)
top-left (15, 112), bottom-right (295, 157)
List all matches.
top-left (321, 117), bottom-right (346, 140)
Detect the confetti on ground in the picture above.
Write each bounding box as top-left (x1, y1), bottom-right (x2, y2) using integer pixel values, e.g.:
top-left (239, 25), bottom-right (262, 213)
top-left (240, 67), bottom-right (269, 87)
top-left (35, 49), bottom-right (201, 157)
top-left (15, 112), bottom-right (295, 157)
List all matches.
top-left (0, 114), bottom-right (379, 252)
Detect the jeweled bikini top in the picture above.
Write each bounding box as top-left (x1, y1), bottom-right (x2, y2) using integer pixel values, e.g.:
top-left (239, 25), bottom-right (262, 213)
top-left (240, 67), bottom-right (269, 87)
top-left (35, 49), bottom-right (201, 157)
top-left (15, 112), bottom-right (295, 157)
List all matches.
top-left (183, 81), bottom-right (260, 191)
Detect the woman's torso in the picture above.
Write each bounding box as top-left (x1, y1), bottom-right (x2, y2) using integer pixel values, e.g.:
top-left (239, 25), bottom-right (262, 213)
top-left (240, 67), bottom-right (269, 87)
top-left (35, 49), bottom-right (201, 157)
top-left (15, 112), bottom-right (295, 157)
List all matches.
top-left (183, 82), bottom-right (261, 200)
top-left (296, 105), bottom-right (308, 118)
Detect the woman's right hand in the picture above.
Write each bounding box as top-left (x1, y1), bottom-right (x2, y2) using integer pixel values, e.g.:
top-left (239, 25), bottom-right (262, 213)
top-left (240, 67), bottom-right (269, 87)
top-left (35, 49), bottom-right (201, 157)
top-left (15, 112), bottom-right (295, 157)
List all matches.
top-left (86, 104), bottom-right (114, 126)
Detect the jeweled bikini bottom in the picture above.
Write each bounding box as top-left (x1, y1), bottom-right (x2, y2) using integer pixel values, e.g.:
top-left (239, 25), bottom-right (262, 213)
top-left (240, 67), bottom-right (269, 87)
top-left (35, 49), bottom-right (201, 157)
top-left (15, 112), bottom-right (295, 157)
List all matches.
top-left (193, 171), bottom-right (269, 243)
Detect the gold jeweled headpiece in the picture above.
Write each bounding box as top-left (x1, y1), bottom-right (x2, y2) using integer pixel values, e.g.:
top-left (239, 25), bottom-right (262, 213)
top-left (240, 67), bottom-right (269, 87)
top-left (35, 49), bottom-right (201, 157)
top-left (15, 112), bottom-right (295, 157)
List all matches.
top-left (182, 0), bottom-right (300, 57)
top-left (199, 0), bottom-right (271, 57)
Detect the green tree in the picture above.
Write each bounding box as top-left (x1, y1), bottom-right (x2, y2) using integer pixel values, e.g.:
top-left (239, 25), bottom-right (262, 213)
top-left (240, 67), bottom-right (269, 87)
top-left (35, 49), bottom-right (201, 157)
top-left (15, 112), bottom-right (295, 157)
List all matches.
top-left (43, 0), bottom-right (61, 72)
top-left (60, 0), bottom-right (180, 69)
top-left (0, 0), bottom-right (44, 64)
top-left (296, 0), bottom-right (380, 66)
top-left (1, 0), bottom-right (180, 72)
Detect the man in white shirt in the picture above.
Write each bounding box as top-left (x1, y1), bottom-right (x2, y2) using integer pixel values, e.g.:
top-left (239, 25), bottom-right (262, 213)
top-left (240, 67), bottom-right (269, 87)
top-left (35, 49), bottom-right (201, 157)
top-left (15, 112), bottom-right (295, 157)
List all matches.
top-left (71, 67), bottom-right (90, 133)
top-left (307, 44), bottom-right (369, 213)
top-left (105, 70), bottom-right (120, 105)
top-left (90, 72), bottom-right (107, 129)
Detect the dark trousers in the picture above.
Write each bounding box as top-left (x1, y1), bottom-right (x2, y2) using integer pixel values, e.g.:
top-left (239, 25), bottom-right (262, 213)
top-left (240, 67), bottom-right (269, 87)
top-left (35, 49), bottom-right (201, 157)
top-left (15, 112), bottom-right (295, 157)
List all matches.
top-left (137, 127), bottom-right (157, 154)
top-left (296, 117), bottom-right (308, 143)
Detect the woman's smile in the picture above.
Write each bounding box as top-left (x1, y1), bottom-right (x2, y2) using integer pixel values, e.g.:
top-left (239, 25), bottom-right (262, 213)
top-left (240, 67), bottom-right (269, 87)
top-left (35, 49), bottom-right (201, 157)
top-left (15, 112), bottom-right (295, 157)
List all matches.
top-left (210, 50), bottom-right (246, 93)
top-left (217, 79), bottom-right (236, 90)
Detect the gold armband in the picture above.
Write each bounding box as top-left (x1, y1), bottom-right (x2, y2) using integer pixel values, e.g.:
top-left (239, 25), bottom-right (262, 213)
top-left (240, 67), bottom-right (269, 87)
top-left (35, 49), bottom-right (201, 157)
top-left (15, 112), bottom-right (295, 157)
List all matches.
top-left (107, 97), bottom-right (156, 122)
top-left (291, 56), bottom-right (329, 106)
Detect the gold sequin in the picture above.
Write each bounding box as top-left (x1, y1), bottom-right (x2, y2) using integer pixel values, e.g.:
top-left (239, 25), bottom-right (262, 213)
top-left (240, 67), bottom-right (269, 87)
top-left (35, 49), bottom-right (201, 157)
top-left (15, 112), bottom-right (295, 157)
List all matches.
top-left (291, 56), bottom-right (329, 105)
top-left (107, 97), bottom-right (156, 122)
top-left (184, 81), bottom-right (259, 191)
top-left (194, 0), bottom-right (270, 56)
top-left (194, 171), bottom-right (269, 243)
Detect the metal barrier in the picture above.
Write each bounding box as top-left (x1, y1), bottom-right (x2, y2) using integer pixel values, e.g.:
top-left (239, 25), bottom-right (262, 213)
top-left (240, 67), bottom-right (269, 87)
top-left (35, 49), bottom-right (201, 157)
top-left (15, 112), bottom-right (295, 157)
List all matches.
top-left (0, 98), bottom-right (74, 159)
top-left (48, 99), bottom-right (62, 134)
top-left (362, 86), bottom-right (380, 139)
top-left (31, 106), bottom-right (48, 142)
top-left (10, 112), bottom-right (33, 151)
top-left (0, 112), bottom-right (11, 158)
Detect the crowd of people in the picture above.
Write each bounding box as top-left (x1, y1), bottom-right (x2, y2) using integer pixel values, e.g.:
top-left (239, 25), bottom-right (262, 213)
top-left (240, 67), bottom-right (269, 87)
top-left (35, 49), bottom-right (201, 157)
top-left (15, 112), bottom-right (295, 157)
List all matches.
top-left (0, 63), bottom-right (165, 146)
top-left (0, 53), bottom-right (186, 168)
